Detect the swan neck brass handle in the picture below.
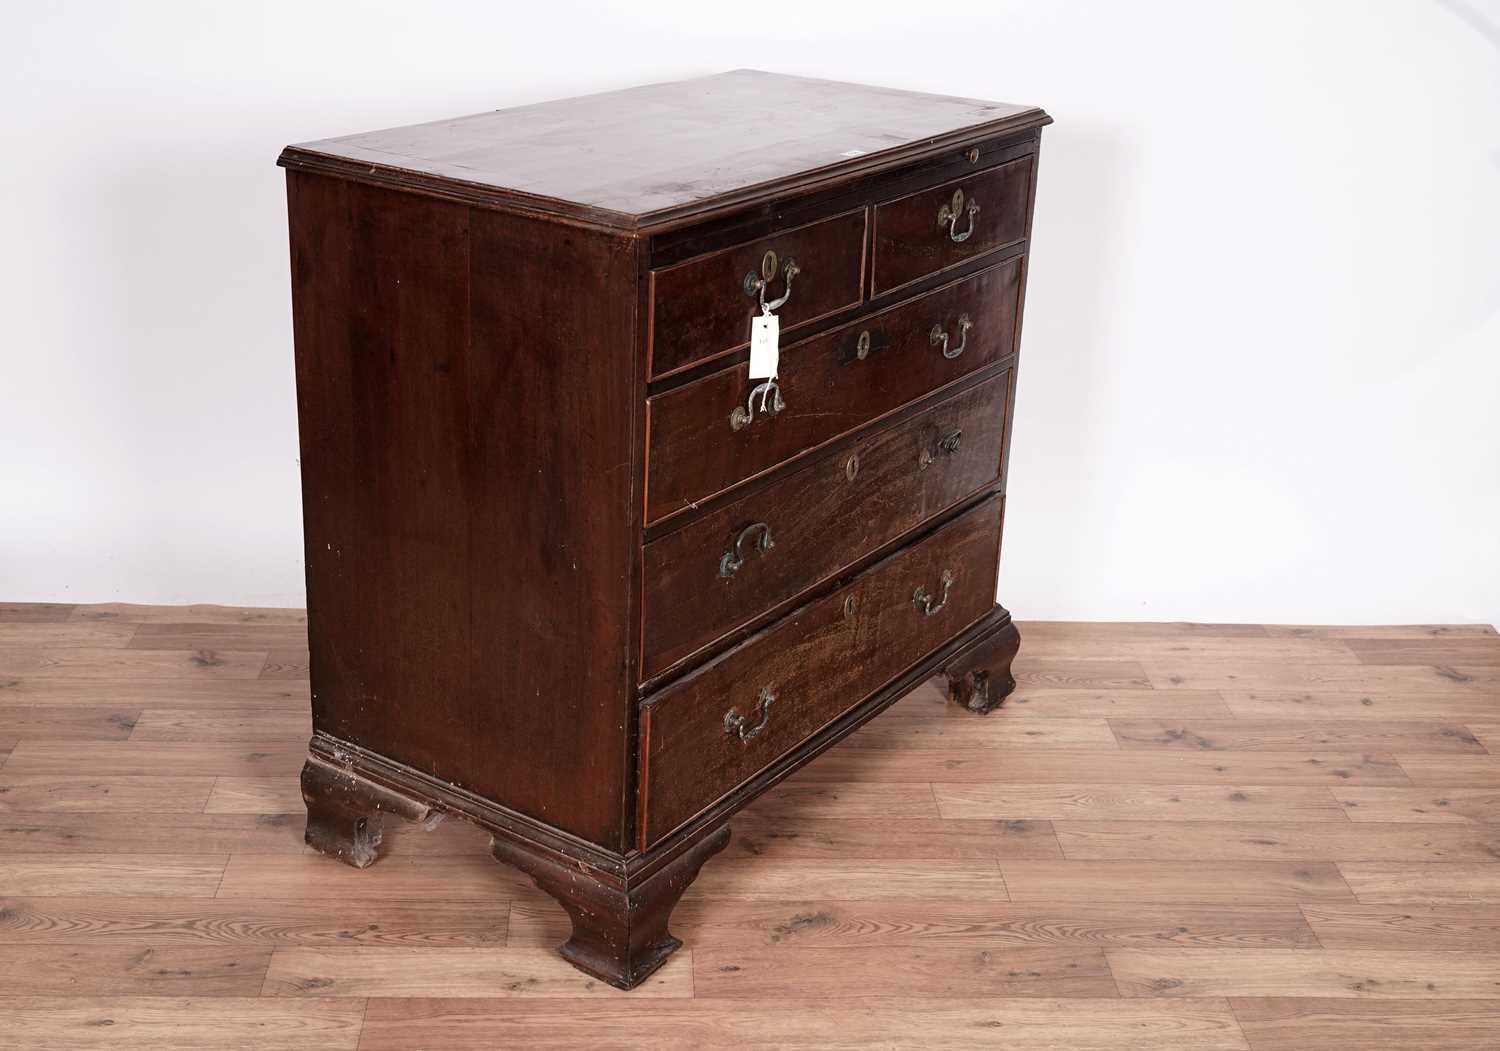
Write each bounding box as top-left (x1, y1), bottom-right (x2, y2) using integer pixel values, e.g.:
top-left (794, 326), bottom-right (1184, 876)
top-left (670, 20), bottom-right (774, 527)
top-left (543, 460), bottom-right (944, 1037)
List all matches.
top-left (724, 687), bottom-right (775, 743)
top-left (919, 429), bottom-right (963, 470)
top-left (729, 378), bottom-right (786, 431)
top-left (930, 314), bottom-right (973, 359)
top-left (719, 522), bottom-right (775, 577)
top-left (913, 569), bottom-right (955, 616)
top-left (743, 250), bottom-right (800, 313)
top-left (937, 188), bottom-right (980, 243)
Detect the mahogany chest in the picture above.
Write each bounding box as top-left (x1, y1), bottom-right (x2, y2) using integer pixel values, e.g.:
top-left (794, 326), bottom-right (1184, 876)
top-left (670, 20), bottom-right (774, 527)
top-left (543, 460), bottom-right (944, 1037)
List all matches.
top-left (280, 70), bottom-right (1049, 988)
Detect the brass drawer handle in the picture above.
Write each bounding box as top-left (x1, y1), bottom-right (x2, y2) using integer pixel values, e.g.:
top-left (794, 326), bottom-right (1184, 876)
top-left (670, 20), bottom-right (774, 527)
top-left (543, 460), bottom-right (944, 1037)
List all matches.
top-left (937, 188), bottom-right (980, 243)
top-left (743, 250), bottom-right (800, 313)
top-left (919, 429), bottom-right (963, 470)
top-left (724, 687), bottom-right (775, 743)
top-left (913, 569), bottom-right (955, 616)
top-left (729, 379), bottom-right (785, 431)
top-left (719, 522), bottom-right (774, 577)
top-left (930, 315), bottom-right (973, 359)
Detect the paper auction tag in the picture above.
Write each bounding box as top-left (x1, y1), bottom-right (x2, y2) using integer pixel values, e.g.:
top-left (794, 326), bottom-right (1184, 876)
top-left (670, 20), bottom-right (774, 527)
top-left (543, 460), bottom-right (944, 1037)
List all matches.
top-left (749, 312), bottom-right (779, 380)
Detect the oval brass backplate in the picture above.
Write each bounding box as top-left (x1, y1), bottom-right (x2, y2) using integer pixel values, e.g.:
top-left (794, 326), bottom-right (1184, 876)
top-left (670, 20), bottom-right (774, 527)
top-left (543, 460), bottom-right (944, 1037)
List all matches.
top-left (761, 249), bottom-right (778, 283)
top-left (844, 452), bottom-right (860, 482)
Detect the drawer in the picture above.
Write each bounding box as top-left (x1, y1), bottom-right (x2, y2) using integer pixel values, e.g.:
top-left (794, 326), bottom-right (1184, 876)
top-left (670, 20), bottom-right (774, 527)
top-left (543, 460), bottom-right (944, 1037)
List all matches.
top-left (641, 371), bottom-right (1010, 679)
top-left (648, 208), bottom-right (868, 379)
top-left (645, 257), bottom-right (1020, 525)
top-left (872, 156), bottom-right (1032, 295)
top-left (638, 494), bottom-right (1003, 848)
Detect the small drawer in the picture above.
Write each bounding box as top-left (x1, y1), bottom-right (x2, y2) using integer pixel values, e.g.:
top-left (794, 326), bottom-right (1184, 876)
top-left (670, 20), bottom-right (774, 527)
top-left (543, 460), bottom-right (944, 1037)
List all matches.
top-left (648, 208), bottom-right (868, 380)
top-left (872, 156), bottom-right (1032, 295)
top-left (641, 371), bottom-right (1010, 679)
top-left (645, 257), bottom-right (1021, 525)
top-left (637, 494), bottom-right (1003, 848)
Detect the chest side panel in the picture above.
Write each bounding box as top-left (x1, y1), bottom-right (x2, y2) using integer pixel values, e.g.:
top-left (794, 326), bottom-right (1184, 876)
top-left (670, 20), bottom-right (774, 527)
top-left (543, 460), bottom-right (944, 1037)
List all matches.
top-left (288, 172), bottom-right (639, 850)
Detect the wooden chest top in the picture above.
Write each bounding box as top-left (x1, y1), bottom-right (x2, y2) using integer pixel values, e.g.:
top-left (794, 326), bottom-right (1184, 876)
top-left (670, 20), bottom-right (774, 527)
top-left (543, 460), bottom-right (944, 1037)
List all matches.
top-left (278, 69), bottom-right (1049, 229)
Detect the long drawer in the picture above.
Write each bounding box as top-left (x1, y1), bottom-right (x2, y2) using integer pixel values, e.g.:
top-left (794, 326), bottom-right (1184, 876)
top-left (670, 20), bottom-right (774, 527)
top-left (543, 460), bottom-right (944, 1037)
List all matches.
top-left (645, 257), bottom-right (1021, 525)
top-left (637, 494), bottom-right (1003, 848)
top-left (640, 370), bottom-right (1010, 679)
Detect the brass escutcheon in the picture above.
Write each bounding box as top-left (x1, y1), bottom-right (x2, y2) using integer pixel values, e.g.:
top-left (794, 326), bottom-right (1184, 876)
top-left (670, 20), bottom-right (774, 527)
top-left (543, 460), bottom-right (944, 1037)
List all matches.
top-left (761, 249), bottom-right (778, 283)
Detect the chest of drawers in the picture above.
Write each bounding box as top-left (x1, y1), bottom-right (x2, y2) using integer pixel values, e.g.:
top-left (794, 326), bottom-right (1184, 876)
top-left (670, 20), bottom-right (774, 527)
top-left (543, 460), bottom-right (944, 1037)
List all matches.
top-left (280, 70), bottom-right (1049, 989)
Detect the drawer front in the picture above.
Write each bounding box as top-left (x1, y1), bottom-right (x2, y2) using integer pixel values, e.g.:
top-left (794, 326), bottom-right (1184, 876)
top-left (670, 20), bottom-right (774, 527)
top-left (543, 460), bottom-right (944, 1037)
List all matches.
top-left (646, 257), bottom-right (1020, 525)
top-left (641, 371), bottom-right (1010, 679)
top-left (638, 495), bottom-right (1003, 848)
top-left (648, 208), bottom-right (868, 379)
top-left (872, 156), bottom-right (1032, 296)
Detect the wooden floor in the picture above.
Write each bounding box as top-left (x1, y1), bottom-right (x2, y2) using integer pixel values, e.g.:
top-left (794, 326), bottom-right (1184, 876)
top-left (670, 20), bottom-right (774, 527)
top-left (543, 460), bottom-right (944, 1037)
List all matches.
top-left (1, 604), bottom-right (1498, 1049)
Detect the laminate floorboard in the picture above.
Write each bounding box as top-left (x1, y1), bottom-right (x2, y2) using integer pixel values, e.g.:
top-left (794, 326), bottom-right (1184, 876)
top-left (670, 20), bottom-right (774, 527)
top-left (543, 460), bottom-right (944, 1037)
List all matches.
top-left (0, 603), bottom-right (1495, 1048)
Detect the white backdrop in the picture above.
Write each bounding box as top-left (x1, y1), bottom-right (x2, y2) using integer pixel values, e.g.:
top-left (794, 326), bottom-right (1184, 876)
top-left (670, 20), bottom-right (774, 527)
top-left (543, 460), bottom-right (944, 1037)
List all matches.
top-left (3, 1), bottom-right (1498, 624)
